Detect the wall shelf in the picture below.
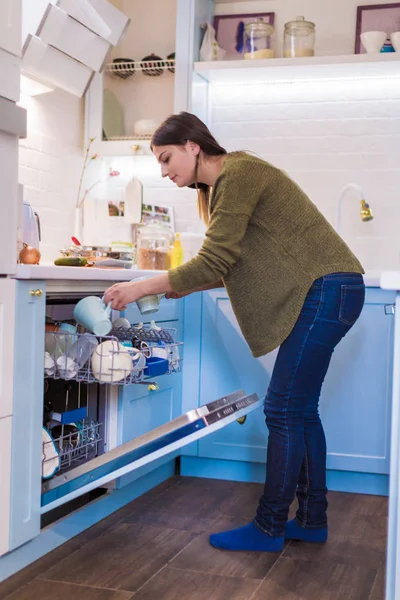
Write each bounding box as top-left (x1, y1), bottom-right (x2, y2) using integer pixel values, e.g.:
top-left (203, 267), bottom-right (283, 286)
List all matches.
top-left (194, 53), bottom-right (400, 85)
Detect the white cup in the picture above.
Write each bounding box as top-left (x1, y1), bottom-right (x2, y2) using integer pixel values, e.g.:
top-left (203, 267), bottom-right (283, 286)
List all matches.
top-left (91, 340), bottom-right (132, 383)
top-left (391, 32), bottom-right (400, 52)
top-left (360, 31), bottom-right (387, 53)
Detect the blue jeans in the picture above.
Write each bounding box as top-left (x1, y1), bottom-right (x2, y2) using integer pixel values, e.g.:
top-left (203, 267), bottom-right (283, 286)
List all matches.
top-left (254, 272), bottom-right (365, 536)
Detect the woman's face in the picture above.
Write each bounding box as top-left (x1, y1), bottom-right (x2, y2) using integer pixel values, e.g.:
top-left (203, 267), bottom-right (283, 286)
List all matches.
top-left (153, 142), bottom-right (199, 187)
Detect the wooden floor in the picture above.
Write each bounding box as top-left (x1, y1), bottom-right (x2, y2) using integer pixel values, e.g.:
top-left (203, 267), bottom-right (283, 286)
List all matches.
top-left (0, 476), bottom-right (387, 600)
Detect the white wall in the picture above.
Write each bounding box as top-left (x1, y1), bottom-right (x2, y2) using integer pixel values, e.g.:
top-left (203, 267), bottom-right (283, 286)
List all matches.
top-left (19, 0), bottom-right (400, 269)
top-left (19, 90), bottom-right (83, 262)
top-left (210, 0), bottom-right (400, 270)
top-left (215, 0), bottom-right (397, 55)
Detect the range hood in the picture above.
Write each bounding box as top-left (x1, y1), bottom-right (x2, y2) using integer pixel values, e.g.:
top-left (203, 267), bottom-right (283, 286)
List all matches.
top-left (21, 0), bottom-right (130, 97)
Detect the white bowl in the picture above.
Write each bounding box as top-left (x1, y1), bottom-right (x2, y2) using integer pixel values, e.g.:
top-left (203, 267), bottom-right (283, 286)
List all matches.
top-left (133, 119), bottom-right (158, 137)
top-left (91, 340), bottom-right (132, 383)
top-left (360, 31), bottom-right (387, 53)
top-left (391, 32), bottom-right (400, 52)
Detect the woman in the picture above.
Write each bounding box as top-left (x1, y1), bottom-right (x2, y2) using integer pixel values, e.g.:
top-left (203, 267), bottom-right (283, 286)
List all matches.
top-left (104, 112), bottom-right (365, 553)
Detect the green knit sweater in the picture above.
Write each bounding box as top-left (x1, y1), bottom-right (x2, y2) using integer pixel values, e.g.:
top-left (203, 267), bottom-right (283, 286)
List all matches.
top-left (168, 152), bottom-right (364, 357)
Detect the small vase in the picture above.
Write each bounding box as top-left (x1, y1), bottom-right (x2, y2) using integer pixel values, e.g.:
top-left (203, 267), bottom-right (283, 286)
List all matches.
top-left (74, 207), bottom-right (83, 244)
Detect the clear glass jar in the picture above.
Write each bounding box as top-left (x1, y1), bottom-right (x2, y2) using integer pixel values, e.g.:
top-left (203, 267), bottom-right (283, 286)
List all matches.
top-left (284, 16), bottom-right (315, 58)
top-left (137, 220), bottom-right (174, 270)
top-left (244, 18), bottom-right (276, 60)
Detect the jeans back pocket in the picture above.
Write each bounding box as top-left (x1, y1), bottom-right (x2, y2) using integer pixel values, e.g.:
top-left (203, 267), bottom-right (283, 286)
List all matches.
top-left (338, 284), bottom-right (365, 326)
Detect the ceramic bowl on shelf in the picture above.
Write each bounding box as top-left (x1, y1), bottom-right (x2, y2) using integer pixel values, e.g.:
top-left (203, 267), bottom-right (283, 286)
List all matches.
top-left (391, 32), bottom-right (400, 52)
top-left (360, 31), bottom-right (387, 53)
top-left (133, 119), bottom-right (158, 137)
top-left (167, 52), bottom-right (175, 73)
top-left (141, 54), bottom-right (165, 76)
top-left (111, 58), bottom-right (135, 79)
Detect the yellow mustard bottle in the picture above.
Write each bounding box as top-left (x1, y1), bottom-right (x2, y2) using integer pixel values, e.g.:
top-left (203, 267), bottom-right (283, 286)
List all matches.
top-left (170, 233), bottom-right (184, 268)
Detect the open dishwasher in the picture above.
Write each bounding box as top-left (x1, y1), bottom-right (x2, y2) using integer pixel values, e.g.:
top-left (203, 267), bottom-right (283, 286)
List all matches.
top-left (40, 284), bottom-right (262, 515)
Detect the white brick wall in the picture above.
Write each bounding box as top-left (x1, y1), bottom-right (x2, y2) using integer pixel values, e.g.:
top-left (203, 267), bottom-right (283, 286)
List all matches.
top-left (210, 78), bottom-right (400, 271)
top-left (18, 89), bottom-right (83, 263)
top-left (18, 0), bottom-right (400, 270)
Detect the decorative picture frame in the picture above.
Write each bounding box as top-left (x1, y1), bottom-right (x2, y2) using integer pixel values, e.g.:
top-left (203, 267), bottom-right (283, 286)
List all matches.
top-left (355, 3), bottom-right (400, 53)
top-left (214, 12), bottom-right (275, 60)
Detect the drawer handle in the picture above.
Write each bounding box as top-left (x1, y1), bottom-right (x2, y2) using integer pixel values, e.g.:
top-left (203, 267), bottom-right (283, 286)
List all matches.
top-left (30, 289), bottom-right (43, 297)
top-left (385, 304), bottom-right (395, 315)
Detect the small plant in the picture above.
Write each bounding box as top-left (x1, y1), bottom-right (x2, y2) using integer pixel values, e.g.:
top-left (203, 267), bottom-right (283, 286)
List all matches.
top-left (76, 138), bottom-right (120, 210)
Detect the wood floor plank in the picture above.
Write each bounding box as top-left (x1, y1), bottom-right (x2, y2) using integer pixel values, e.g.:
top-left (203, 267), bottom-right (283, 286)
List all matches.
top-left (4, 579), bottom-right (133, 600)
top-left (369, 565), bottom-right (386, 600)
top-left (39, 522), bottom-right (195, 593)
top-left (0, 479), bottom-right (178, 599)
top-left (327, 493), bottom-right (388, 517)
top-left (169, 516), bottom-right (282, 579)
top-left (122, 504), bottom-right (218, 533)
top-left (144, 481), bottom-right (229, 520)
top-left (133, 566), bottom-right (261, 600)
top-left (252, 557), bottom-right (377, 600)
top-left (283, 527), bottom-right (386, 569)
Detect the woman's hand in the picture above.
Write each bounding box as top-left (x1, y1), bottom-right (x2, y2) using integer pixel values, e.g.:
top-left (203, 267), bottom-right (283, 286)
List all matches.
top-left (104, 281), bottom-right (142, 311)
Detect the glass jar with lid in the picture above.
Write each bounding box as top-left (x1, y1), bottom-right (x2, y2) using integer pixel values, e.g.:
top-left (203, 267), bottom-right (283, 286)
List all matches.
top-left (244, 18), bottom-right (276, 60)
top-left (137, 219), bottom-right (174, 270)
top-left (284, 16), bottom-right (316, 58)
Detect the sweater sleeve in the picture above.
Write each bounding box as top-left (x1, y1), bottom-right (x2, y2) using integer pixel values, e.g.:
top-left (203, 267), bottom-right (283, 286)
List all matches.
top-left (168, 161), bottom-right (262, 293)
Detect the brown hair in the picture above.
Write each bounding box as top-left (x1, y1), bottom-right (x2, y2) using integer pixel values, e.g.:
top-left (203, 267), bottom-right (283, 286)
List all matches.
top-left (151, 112), bottom-right (227, 224)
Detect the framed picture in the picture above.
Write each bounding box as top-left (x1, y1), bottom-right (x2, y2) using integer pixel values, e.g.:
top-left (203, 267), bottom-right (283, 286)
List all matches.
top-left (355, 3), bottom-right (400, 53)
top-left (214, 13), bottom-right (275, 60)
top-left (141, 203), bottom-right (175, 230)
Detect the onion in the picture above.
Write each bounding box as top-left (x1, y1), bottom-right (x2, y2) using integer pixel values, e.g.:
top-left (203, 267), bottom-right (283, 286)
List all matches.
top-left (19, 243), bottom-right (41, 264)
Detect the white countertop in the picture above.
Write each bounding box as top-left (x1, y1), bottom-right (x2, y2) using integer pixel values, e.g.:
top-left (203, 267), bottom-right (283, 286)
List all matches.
top-left (380, 271), bottom-right (400, 291)
top-left (13, 264), bottom-right (165, 281)
top-left (12, 264), bottom-right (383, 287)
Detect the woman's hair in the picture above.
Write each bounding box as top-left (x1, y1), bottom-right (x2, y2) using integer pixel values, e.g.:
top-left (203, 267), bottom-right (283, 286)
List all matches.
top-left (151, 112), bottom-right (226, 224)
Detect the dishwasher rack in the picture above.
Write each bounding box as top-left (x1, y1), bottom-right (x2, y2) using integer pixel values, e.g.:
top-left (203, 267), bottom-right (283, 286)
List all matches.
top-left (43, 419), bottom-right (103, 476)
top-left (44, 325), bottom-right (182, 385)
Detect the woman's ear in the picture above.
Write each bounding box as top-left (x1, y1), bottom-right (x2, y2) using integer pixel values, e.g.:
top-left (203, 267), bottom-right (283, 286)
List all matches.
top-left (186, 140), bottom-right (200, 156)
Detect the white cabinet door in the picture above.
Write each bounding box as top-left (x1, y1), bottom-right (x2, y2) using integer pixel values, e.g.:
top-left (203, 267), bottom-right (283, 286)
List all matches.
top-left (38, 4), bottom-right (111, 72)
top-left (0, 279), bottom-right (16, 419)
top-left (0, 416), bottom-right (12, 557)
top-left (0, 131), bottom-right (19, 275)
top-left (0, 0), bottom-right (21, 57)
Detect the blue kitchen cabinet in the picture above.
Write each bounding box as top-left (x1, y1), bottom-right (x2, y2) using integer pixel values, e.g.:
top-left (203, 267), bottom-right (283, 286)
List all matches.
top-left (188, 287), bottom-right (395, 482)
top-left (116, 300), bottom-right (183, 487)
top-left (5, 280), bottom-right (46, 553)
top-left (192, 289), bottom-right (276, 463)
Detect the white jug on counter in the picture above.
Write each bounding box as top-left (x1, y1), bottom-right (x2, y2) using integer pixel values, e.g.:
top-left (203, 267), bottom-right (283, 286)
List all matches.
top-left (22, 202), bottom-right (41, 249)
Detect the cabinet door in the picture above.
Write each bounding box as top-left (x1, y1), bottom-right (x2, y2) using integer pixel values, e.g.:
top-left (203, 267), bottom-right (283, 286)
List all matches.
top-left (321, 287), bottom-right (395, 475)
top-left (0, 416), bottom-right (12, 557)
top-left (8, 280), bottom-right (46, 551)
top-left (197, 290), bottom-right (277, 463)
top-left (0, 0), bottom-right (21, 57)
top-left (196, 288), bottom-right (394, 474)
top-left (0, 279), bottom-right (16, 419)
top-left (0, 131), bottom-right (19, 275)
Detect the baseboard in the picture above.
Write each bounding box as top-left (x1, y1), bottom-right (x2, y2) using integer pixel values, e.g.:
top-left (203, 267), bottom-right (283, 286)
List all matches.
top-left (179, 456), bottom-right (389, 496)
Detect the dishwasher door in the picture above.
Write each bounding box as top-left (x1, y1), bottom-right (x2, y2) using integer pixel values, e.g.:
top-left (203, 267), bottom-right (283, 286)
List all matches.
top-left (41, 389), bottom-right (262, 512)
